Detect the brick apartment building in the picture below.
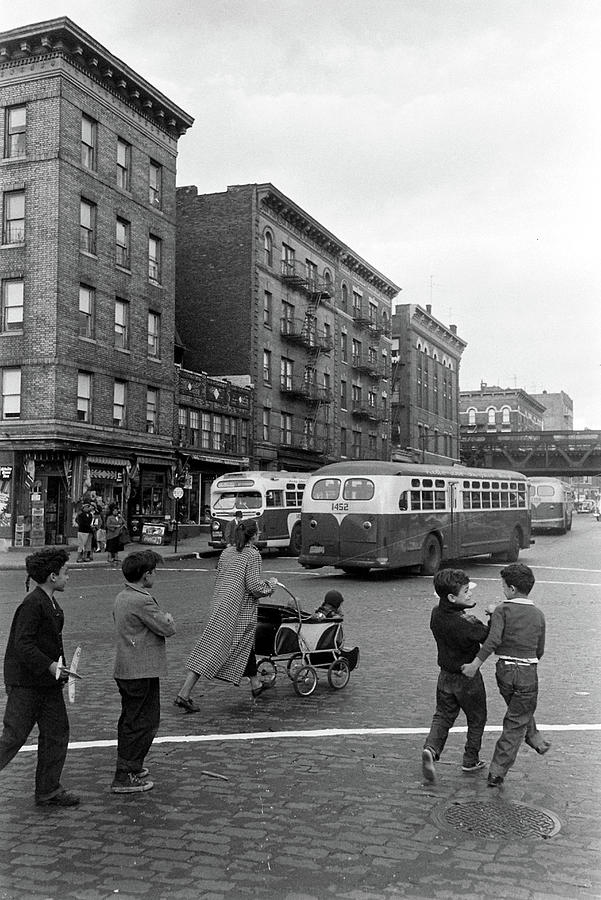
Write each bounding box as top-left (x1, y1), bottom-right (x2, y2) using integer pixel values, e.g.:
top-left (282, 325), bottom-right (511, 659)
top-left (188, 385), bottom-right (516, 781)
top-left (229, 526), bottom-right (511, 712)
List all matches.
top-left (176, 183), bottom-right (400, 471)
top-left (460, 384), bottom-right (546, 435)
top-left (0, 17), bottom-right (194, 546)
top-left (390, 304), bottom-right (466, 463)
top-left (530, 390), bottom-right (573, 431)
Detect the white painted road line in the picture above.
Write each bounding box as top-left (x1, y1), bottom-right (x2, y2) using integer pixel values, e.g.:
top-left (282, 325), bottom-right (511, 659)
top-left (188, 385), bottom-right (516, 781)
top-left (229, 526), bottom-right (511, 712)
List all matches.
top-left (18, 722), bottom-right (601, 753)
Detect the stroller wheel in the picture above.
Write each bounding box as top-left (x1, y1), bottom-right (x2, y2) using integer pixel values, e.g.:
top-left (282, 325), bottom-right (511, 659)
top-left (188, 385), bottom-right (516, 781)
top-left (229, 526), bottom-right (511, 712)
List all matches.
top-left (328, 658), bottom-right (350, 690)
top-left (256, 658), bottom-right (277, 687)
top-left (293, 665), bottom-right (318, 697)
top-left (286, 653), bottom-right (304, 680)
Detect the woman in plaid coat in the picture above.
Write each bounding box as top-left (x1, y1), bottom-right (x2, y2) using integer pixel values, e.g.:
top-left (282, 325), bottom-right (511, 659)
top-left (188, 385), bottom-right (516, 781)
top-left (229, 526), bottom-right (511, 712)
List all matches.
top-left (174, 519), bottom-right (275, 712)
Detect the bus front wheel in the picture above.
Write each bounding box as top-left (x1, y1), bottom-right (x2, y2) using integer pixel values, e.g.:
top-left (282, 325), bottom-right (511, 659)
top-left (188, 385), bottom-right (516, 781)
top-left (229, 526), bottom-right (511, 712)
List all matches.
top-left (288, 523), bottom-right (302, 557)
top-left (420, 535), bottom-right (442, 575)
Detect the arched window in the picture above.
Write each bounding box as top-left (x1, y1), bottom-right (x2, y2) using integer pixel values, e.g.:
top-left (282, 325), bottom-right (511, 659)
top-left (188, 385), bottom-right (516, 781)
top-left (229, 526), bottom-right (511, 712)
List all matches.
top-left (501, 406), bottom-right (511, 425)
top-left (467, 407), bottom-right (476, 426)
top-left (323, 270), bottom-right (332, 294)
top-left (341, 283), bottom-right (348, 310)
top-left (487, 407), bottom-right (496, 426)
top-left (264, 230), bottom-right (273, 267)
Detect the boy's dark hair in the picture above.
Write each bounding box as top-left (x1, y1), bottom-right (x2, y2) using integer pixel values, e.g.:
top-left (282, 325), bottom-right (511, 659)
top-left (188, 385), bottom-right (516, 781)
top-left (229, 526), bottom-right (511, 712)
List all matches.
top-left (25, 548), bottom-right (70, 587)
top-left (500, 563), bottom-right (535, 595)
top-left (121, 550), bottom-right (163, 583)
top-left (433, 568), bottom-right (469, 601)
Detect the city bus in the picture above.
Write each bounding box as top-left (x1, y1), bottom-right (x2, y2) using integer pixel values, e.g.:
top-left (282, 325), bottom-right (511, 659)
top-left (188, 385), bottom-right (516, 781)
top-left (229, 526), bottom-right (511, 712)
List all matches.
top-left (298, 461), bottom-right (532, 575)
top-left (209, 471), bottom-right (308, 555)
top-left (528, 477), bottom-right (574, 534)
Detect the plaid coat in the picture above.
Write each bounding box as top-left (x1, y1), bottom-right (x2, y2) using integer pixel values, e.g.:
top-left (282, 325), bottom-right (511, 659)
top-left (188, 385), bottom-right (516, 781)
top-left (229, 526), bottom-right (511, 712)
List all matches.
top-left (186, 544), bottom-right (273, 685)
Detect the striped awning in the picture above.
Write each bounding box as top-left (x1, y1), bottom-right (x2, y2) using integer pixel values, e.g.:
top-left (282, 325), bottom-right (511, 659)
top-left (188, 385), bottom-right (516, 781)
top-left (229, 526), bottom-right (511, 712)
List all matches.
top-left (88, 456), bottom-right (129, 466)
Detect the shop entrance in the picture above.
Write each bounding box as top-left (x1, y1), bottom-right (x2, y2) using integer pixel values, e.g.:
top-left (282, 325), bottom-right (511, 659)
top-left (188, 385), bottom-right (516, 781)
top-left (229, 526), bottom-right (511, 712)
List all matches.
top-left (45, 476), bottom-right (68, 545)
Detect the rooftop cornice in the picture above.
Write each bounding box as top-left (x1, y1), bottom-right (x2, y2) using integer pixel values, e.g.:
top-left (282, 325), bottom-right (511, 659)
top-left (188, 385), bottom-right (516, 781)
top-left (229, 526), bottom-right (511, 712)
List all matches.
top-left (0, 17), bottom-right (194, 137)
top-left (406, 303), bottom-right (467, 350)
top-left (257, 183), bottom-right (401, 300)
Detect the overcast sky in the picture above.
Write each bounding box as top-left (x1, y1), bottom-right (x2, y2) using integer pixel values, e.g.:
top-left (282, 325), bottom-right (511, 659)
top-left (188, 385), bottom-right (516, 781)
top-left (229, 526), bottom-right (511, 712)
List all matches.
top-left (5, 1), bottom-right (600, 428)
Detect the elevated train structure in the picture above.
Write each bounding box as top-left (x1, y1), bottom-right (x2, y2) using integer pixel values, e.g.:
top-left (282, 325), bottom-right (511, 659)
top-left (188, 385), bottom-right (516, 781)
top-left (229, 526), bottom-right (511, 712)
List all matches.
top-left (460, 430), bottom-right (601, 478)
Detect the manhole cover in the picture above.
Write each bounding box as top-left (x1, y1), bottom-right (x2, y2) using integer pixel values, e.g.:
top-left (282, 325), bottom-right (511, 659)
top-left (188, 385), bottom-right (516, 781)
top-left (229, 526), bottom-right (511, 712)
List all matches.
top-left (435, 799), bottom-right (561, 840)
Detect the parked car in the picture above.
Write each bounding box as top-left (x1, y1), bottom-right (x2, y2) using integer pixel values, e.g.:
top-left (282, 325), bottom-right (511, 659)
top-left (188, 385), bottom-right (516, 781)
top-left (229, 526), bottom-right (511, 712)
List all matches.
top-left (577, 500), bottom-right (595, 513)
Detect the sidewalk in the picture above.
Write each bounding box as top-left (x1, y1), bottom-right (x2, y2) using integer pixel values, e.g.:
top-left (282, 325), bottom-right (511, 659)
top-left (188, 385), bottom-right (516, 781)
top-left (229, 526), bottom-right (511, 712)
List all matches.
top-left (0, 531), bottom-right (219, 570)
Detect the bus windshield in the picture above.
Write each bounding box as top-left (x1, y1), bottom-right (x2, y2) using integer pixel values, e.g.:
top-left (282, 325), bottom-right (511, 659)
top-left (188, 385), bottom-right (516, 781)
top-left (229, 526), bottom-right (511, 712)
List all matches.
top-left (213, 491), bottom-right (262, 511)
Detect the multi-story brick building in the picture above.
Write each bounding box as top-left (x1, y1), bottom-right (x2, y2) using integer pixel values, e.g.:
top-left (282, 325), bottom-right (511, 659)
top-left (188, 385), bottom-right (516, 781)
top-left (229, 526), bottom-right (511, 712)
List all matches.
top-left (0, 17), bottom-right (194, 546)
top-left (390, 304), bottom-right (466, 463)
top-left (460, 384), bottom-right (546, 434)
top-left (176, 183), bottom-right (400, 470)
top-left (529, 390), bottom-right (573, 431)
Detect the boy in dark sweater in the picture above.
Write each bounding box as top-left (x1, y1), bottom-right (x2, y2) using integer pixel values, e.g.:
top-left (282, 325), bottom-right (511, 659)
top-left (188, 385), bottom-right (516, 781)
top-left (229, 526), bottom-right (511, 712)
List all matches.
top-left (422, 568), bottom-right (492, 783)
top-left (0, 548), bottom-right (80, 807)
top-left (461, 563), bottom-right (549, 787)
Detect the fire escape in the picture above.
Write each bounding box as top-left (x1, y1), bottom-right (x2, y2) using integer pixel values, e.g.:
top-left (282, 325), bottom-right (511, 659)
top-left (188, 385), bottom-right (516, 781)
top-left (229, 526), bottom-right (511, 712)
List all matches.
top-left (280, 262), bottom-right (334, 454)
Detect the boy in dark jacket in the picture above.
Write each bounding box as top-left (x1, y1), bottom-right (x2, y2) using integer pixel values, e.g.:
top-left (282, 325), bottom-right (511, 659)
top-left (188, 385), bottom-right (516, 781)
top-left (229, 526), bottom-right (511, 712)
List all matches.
top-left (0, 548), bottom-right (79, 807)
top-left (422, 568), bottom-right (491, 783)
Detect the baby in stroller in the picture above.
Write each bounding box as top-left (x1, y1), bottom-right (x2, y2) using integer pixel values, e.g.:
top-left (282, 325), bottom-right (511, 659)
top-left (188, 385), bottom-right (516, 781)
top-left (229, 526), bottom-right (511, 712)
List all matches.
top-left (311, 589), bottom-right (359, 671)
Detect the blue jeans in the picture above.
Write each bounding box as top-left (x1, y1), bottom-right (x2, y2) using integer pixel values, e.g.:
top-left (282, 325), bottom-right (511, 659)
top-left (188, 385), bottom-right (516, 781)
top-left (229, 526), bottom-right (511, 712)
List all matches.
top-left (489, 660), bottom-right (542, 777)
top-left (114, 678), bottom-right (160, 779)
top-left (0, 685), bottom-right (69, 800)
top-left (424, 669), bottom-right (487, 766)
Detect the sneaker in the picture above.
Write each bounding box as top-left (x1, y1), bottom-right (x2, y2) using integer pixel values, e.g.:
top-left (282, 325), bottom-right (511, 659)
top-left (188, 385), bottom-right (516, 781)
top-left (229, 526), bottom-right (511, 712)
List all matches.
top-left (462, 759), bottom-right (486, 773)
top-left (36, 789), bottom-right (80, 808)
top-left (487, 773), bottom-right (504, 788)
top-left (422, 747), bottom-right (436, 783)
top-left (134, 767), bottom-right (150, 779)
top-left (111, 773), bottom-right (154, 794)
top-left (174, 695), bottom-right (200, 714)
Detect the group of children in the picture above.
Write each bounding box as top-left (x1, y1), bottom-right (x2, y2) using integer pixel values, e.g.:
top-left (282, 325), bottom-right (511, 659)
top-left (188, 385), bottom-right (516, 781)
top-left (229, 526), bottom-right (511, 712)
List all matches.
top-left (0, 547), bottom-right (547, 806)
top-left (422, 563), bottom-right (549, 788)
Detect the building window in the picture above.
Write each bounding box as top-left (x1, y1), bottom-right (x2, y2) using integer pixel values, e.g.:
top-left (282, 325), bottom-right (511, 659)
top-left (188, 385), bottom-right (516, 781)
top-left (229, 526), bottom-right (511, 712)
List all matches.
top-left (352, 291), bottom-right (362, 317)
top-left (80, 199), bottom-right (96, 254)
top-left (213, 415), bottom-right (222, 451)
top-left (352, 429), bottom-right (362, 459)
top-left (501, 406), bottom-right (511, 425)
top-left (77, 371), bottom-right (92, 422)
top-left (189, 409), bottom-right (199, 445)
top-left (467, 407), bottom-right (476, 426)
top-left (263, 290), bottom-right (272, 328)
top-left (262, 408), bottom-right (271, 442)
top-left (2, 278), bottom-right (24, 332)
top-left (115, 217), bottom-right (131, 268)
top-left (280, 413), bottom-right (292, 445)
top-left (5, 105), bottom-right (26, 158)
top-left (341, 332), bottom-right (348, 362)
top-left (340, 379), bottom-right (348, 409)
top-left (263, 349), bottom-right (272, 384)
top-left (264, 230), bottom-right (273, 266)
top-left (340, 427), bottom-right (347, 456)
top-left (116, 138), bottom-right (131, 191)
top-left (2, 367), bottom-right (21, 419)
top-left (3, 190), bottom-right (25, 244)
top-left (149, 160), bottom-right (162, 208)
top-left (306, 259), bottom-right (318, 289)
top-left (146, 387), bottom-right (158, 433)
top-left (280, 357), bottom-right (293, 391)
top-left (114, 298), bottom-right (129, 350)
top-left (281, 300), bottom-right (294, 334)
top-left (148, 311), bottom-right (160, 358)
top-left (341, 283), bottom-right (348, 311)
top-left (81, 114), bottom-right (97, 170)
top-left (352, 338), bottom-right (361, 366)
top-left (282, 243), bottom-right (295, 276)
top-left (202, 413), bottom-right (211, 449)
top-left (78, 284), bottom-right (95, 338)
top-left (148, 234), bottom-right (161, 282)
top-left (487, 407), bottom-right (496, 427)
top-left (113, 380), bottom-right (126, 427)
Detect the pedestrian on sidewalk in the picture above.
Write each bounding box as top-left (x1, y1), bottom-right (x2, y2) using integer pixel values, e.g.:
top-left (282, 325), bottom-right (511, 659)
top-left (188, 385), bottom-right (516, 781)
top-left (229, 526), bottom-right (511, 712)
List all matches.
top-left (76, 503), bottom-right (94, 561)
top-left (421, 568), bottom-right (492, 783)
top-left (174, 519), bottom-right (276, 713)
top-left (111, 550), bottom-right (176, 794)
top-left (461, 563), bottom-right (550, 788)
top-left (106, 504), bottom-right (126, 566)
top-left (0, 547), bottom-right (80, 807)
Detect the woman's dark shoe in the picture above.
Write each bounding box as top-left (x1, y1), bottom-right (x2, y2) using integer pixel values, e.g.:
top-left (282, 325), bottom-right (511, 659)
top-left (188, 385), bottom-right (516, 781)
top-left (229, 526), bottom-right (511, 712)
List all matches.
top-left (174, 695), bottom-right (200, 713)
top-left (251, 684), bottom-right (267, 698)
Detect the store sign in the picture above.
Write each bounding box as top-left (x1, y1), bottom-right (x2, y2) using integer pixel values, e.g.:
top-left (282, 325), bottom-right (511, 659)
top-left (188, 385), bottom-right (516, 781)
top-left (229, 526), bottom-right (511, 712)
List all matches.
top-left (0, 466), bottom-right (12, 479)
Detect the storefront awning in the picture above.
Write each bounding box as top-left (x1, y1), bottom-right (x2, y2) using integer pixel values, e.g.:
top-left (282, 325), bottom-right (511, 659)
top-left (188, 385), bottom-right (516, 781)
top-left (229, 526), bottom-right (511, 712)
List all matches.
top-left (88, 456), bottom-right (129, 466)
top-left (137, 455), bottom-right (174, 466)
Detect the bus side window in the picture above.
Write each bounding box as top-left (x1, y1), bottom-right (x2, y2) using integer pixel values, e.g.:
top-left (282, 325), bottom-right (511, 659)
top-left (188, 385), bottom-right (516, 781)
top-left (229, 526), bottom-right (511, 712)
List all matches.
top-left (399, 491), bottom-right (408, 511)
top-left (411, 490), bottom-right (421, 510)
top-left (434, 491), bottom-right (446, 510)
top-left (266, 490), bottom-right (283, 507)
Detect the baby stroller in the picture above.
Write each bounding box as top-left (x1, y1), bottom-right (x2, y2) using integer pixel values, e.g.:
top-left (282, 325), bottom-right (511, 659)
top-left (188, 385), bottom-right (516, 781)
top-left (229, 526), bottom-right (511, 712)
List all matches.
top-left (254, 580), bottom-right (359, 697)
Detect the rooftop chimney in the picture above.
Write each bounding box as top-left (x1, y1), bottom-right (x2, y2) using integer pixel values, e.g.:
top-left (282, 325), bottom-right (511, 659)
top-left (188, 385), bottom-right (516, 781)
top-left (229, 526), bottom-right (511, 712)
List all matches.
top-left (449, 324), bottom-right (457, 334)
